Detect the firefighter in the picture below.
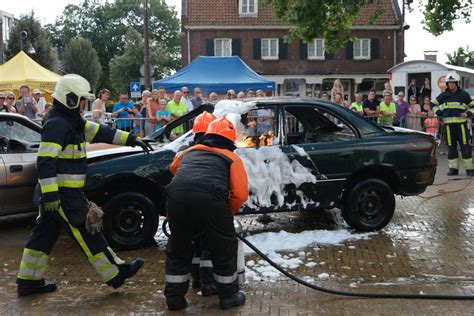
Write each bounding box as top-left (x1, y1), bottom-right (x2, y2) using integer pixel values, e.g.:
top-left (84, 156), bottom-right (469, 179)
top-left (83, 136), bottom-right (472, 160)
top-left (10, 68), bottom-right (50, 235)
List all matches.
top-left (188, 111), bottom-right (219, 295)
top-left (16, 74), bottom-right (153, 296)
top-left (432, 72), bottom-right (474, 176)
top-left (165, 117), bottom-right (248, 310)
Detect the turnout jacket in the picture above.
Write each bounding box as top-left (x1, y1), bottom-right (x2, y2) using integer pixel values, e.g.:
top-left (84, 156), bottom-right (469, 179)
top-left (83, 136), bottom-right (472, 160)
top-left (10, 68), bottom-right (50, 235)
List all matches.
top-left (432, 89), bottom-right (474, 124)
top-left (169, 144), bottom-right (248, 214)
top-left (37, 115), bottom-right (136, 204)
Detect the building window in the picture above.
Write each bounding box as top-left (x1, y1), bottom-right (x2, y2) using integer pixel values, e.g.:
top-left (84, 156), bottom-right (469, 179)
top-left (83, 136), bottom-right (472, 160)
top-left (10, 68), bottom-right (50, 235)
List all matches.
top-left (3, 16), bottom-right (12, 42)
top-left (354, 38), bottom-right (371, 60)
top-left (214, 38), bottom-right (232, 57)
top-left (239, 0), bottom-right (258, 17)
top-left (308, 38), bottom-right (325, 60)
top-left (261, 38), bottom-right (278, 60)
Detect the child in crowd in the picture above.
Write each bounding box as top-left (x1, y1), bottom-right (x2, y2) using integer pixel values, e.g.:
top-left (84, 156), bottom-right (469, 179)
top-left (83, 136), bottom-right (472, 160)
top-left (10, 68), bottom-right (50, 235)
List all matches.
top-left (132, 102), bottom-right (144, 137)
top-left (424, 110), bottom-right (439, 138)
top-left (155, 98), bottom-right (172, 130)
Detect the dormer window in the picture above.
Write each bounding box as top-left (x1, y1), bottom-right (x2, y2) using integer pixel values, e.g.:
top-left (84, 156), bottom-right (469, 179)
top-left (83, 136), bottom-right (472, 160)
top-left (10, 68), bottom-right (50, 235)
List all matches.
top-left (239, 0), bottom-right (258, 17)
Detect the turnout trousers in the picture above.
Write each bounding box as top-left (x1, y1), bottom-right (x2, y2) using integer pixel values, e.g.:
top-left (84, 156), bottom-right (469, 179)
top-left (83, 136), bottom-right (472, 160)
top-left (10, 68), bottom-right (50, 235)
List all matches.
top-left (16, 199), bottom-right (124, 286)
top-left (191, 237), bottom-right (215, 288)
top-left (165, 189), bottom-right (238, 304)
top-left (445, 122), bottom-right (473, 171)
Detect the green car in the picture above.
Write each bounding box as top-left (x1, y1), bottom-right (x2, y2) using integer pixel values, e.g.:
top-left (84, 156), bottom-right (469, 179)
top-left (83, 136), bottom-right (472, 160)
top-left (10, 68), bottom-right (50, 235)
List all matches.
top-left (85, 98), bottom-right (437, 250)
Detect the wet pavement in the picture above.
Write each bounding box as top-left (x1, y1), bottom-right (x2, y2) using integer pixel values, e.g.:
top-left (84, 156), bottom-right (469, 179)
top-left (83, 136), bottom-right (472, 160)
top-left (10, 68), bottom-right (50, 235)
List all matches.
top-left (1, 154), bottom-right (474, 315)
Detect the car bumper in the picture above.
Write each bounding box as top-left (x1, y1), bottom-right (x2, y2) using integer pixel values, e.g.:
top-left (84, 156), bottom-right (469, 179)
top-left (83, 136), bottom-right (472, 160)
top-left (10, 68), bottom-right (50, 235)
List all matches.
top-left (396, 165), bottom-right (437, 196)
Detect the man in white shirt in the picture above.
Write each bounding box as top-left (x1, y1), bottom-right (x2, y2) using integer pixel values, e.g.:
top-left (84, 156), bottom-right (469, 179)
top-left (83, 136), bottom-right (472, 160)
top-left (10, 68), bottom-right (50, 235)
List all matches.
top-left (32, 89), bottom-right (47, 120)
top-left (180, 86), bottom-right (193, 112)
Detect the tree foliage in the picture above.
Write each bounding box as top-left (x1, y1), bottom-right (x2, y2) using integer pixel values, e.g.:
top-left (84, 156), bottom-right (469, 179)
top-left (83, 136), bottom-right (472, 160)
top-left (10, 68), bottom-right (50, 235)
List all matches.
top-left (6, 13), bottom-right (56, 70)
top-left (446, 47), bottom-right (474, 66)
top-left (264, 0), bottom-right (474, 50)
top-left (47, 0), bottom-right (180, 90)
top-left (63, 38), bottom-right (102, 90)
top-left (109, 28), bottom-right (173, 93)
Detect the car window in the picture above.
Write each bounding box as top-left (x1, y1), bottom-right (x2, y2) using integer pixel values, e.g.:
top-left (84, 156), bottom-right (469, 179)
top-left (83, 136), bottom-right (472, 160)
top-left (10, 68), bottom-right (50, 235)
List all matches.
top-left (236, 107), bottom-right (277, 148)
top-left (283, 106), bottom-right (357, 145)
top-left (0, 119), bottom-right (41, 153)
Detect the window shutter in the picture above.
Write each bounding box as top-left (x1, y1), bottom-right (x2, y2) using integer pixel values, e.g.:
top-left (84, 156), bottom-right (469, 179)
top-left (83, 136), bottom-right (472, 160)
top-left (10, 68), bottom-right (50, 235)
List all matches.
top-left (325, 51), bottom-right (334, 59)
top-left (345, 42), bottom-right (354, 59)
top-left (253, 38), bottom-right (261, 59)
top-left (370, 38), bottom-right (379, 59)
top-left (205, 39), bottom-right (214, 56)
top-left (232, 38), bottom-right (241, 56)
top-left (279, 38), bottom-right (288, 59)
top-left (299, 39), bottom-right (307, 60)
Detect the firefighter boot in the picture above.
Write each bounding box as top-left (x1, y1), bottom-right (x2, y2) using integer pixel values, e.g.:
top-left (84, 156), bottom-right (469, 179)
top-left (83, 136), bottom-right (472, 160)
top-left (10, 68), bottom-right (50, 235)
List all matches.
top-left (201, 282), bottom-right (218, 296)
top-left (447, 168), bottom-right (459, 176)
top-left (17, 282), bottom-right (57, 296)
top-left (167, 297), bottom-right (188, 311)
top-left (107, 258), bottom-right (144, 289)
top-left (467, 169), bottom-right (474, 177)
top-left (219, 291), bottom-right (246, 310)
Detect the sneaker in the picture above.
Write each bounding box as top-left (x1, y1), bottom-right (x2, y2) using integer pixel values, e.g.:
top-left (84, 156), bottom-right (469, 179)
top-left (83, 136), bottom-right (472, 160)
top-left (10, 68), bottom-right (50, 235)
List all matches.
top-left (17, 282), bottom-right (57, 296)
top-left (447, 168), bottom-right (459, 176)
top-left (167, 297), bottom-right (187, 311)
top-left (107, 258), bottom-right (144, 289)
top-left (219, 291), bottom-right (246, 310)
top-left (201, 283), bottom-right (218, 296)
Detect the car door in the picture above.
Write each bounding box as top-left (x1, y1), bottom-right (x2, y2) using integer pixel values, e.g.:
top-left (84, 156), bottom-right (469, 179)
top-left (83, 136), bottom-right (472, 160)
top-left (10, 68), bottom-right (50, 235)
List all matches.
top-left (280, 105), bottom-right (364, 209)
top-left (0, 116), bottom-right (41, 215)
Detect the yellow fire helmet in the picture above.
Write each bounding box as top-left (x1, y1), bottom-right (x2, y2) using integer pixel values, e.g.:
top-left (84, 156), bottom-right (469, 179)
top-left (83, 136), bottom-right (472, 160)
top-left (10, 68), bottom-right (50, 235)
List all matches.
top-left (445, 71), bottom-right (461, 84)
top-left (52, 74), bottom-right (96, 109)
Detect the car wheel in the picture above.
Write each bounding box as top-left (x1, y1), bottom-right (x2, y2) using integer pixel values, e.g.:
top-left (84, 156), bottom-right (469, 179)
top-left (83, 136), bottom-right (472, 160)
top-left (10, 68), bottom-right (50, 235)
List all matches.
top-left (342, 178), bottom-right (395, 231)
top-left (103, 192), bottom-right (159, 250)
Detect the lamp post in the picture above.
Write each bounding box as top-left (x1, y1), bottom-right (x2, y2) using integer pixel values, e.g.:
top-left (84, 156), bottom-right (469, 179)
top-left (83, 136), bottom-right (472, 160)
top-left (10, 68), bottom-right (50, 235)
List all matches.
top-left (20, 30), bottom-right (28, 52)
top-left (0, 17), bottom-right (3, 64)
top-left (142, 0), bottom-right (151, 90)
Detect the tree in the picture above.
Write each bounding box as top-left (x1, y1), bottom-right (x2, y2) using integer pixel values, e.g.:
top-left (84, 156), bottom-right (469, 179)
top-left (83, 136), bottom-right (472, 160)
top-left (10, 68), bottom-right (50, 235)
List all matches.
top-left (446, 47), bottom-right (474, 67)
top-left (263, 0), bottom-right (474, 50)
top-left (109, 28), bottom-right (174, 93)
top-left (47, 0), bottom-right (180, 90)
top-left (6, 13), bottom-right (56, 69)
top-left (63, 38), bottom-right (102, 90)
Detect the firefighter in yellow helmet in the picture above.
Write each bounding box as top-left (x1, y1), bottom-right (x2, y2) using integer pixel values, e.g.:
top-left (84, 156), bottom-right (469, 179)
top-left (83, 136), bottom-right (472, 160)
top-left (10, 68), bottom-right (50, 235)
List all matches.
top-left (16, 74), bottom-right (152, 296)
top-left (432, 72), bottom-right (474, 176)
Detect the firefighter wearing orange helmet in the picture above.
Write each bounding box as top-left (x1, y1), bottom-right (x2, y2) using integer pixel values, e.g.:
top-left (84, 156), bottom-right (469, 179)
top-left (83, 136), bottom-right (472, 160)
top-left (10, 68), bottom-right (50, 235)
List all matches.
top-left (165, 117), bottom-right (248, 311)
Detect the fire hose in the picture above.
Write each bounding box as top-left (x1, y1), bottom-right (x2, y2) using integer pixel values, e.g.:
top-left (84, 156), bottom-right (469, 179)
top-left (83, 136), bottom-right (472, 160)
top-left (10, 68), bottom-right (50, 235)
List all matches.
top-left (161, 218), bottom-right (474, 300)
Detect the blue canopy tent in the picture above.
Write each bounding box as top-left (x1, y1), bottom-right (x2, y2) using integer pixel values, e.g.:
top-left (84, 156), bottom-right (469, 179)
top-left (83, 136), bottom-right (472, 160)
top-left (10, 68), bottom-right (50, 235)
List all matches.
top-left (152, 56), bottom-right (275, 94)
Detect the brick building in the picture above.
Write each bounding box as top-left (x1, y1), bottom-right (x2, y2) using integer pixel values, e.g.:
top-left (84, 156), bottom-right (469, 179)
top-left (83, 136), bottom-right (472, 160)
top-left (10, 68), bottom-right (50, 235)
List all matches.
top-left (181, 0), bottom-right (405, 100)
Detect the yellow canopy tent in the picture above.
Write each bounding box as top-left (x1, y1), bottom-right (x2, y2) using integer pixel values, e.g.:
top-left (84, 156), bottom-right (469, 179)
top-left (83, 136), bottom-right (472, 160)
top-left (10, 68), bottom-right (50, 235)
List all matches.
top-left (0, 51), bottom-right (61, 101)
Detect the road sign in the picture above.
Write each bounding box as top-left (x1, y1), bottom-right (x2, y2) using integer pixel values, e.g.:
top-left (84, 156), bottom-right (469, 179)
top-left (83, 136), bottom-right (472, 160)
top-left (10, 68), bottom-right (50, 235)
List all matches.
top-left (140, 64), bottom-right (155, 77)
top-left (130, 82), bottom-right (141, 98)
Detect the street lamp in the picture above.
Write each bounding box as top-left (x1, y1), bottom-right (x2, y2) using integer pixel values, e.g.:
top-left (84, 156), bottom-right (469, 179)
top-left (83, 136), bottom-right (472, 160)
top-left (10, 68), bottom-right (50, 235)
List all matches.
top-left (142, 0), bottom-right (151, 90)
top-left (19, 31), bottom-right (36, 55)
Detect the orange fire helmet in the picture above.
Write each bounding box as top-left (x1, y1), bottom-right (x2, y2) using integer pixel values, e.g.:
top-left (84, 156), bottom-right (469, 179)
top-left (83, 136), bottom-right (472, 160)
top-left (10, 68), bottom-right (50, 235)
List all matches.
top-left (193, 111), bottom-right (216, 134)
top-left (206, 117), bottom-right (236, 142)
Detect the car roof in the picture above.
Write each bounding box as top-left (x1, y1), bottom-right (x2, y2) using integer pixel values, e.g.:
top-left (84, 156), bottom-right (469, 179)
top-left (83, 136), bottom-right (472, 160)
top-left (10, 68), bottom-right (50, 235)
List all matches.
top-left (0, 112), bottom-right (42, 133)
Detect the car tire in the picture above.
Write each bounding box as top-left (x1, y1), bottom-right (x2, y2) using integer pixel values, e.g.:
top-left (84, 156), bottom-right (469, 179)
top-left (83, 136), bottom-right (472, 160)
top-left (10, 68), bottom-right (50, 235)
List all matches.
top-left (342, 178), bottom-right (395, 231)
top-left (103, 192), bottom-right (159, 250)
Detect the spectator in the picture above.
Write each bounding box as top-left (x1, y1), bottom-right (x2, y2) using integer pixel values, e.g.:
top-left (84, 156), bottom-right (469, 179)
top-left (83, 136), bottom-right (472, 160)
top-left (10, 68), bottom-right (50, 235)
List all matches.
top-left (419, 77), bottom-right (431, 101)
top-left (405, 96), bottom-right (423, 131)
top-left (145, 89), bottom-right (160, 136)
top-left (424, 110), bottom-right (439, 138)
top-left (181, 86), bottom-right (193, 112)
top-left (167, 90), bottom-right (187, 137)
top-left (131, 102), bottom-right (144, 137)
top-left (191, 87), bottom-right (205, 109)
top-left (320, 92), bottom-right (329, 100)
top-left (246, 89), bottom-right (255, 98)
top-left (363, 89), bottom-right (380, 122)
top-left (421, 96), bottom-right (431, 129)
top-left (237, 91), bottom-right (246, 99)
top-left (226, 89), bottom-right (237, 99)
top-left (91, 88), bottom-right (111, 124)
top-left (155, 98), bottom-right (172, 130)
top-left (330, 79), bottom-right (344, 102)
top-left (393, 91), bottom-right (409, 127)
top-left (32, 89), bottom-right (47, 119)
top-left (407, 78), bottom-right (419, 101)
top-left (0, 92), bottom-right (5, 110)
top-left (333, 92), bottom-right (344, 106)
top-left (140, 90), bottom-right (152, 132)
top-left (1, 92), bottom-right (17, 113)
top-left (378, 91), bottom-right (396, 126)
top-left (41, 103), bottom-right (52, 125)
top-left (350, 93), bottom-right (364, 115)
top-left (209, 92), bottom-right (218, 102)
top-left (112, 91), bottom-right (134, 132)
top-left (256, 90), bottom-right (265, 97)
top-left (158, 86), bottom-right (168, 102)
top-left (16, 85), bottom-right (38, 119)
top-left (383, 81), bottom-right (393, 97)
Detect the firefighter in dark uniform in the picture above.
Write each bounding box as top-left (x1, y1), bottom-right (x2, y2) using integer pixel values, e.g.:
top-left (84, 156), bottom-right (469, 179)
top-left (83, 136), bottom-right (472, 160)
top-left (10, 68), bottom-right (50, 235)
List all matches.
top-left (16, 74), bottom-right (153, 296)
top-left (432, 72), bottom-right (474, 176)
top-left (165, 117), bottom-right (248, 310)
top-left (188, 111), bottom-right (219, 295)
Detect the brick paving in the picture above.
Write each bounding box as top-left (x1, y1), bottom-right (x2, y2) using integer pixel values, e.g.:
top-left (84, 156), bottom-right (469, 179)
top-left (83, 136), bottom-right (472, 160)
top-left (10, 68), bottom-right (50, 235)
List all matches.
top-left (1, 155), bottom-right (474, 315)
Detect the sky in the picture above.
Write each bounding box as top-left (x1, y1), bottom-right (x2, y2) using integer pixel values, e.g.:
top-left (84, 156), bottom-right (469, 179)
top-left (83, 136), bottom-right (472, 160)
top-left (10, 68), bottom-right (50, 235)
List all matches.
top-left (2, 0), bottom-right (473, 64)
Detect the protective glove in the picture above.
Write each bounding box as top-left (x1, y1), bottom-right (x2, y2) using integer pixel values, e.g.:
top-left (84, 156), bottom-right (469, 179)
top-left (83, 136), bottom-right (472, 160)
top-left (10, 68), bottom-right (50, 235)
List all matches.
top-left (133, 137), bottom-right (154, 154)
top-left (86, 201), bottom-right (104, 235)
top-left (44, 200), bottom-right (60, 212)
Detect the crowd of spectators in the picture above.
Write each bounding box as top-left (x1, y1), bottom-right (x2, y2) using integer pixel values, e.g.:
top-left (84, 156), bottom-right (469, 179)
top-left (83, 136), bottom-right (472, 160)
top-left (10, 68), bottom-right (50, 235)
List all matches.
top-left (0, 85), bottom-right (52, 123)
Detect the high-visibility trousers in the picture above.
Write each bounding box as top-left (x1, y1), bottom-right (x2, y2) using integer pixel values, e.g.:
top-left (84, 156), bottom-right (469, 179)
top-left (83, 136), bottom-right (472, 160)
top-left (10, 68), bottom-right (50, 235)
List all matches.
top-left (445, 122), bottom-right (473, 171)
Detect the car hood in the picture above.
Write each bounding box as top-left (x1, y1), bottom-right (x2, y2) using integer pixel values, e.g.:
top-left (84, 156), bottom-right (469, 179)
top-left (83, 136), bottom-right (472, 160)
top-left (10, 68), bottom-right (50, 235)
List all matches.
top-left (381, 125), bottom-right (432, 137)
top-left (86, 142), bottom-right (164, 159)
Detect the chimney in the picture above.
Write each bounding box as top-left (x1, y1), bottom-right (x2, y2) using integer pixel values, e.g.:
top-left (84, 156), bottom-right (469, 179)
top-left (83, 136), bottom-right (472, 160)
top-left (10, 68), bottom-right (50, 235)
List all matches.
top-left (424, 51), bottom-right (437, 62)
top-left (459, 55), bottom-right (466, 67)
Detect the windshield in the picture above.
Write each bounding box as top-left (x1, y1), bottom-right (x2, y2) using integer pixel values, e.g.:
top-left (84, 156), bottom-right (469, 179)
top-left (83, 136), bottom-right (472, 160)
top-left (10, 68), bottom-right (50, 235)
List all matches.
top-left (0, 120), bottom-right (41, 142)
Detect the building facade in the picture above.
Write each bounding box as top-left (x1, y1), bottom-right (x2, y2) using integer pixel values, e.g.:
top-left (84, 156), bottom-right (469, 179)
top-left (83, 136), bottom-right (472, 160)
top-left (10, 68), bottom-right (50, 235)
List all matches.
top-left (0, 10), bottom-right (14, 64)
top-left (181, 0), bottom-right (405, 100)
